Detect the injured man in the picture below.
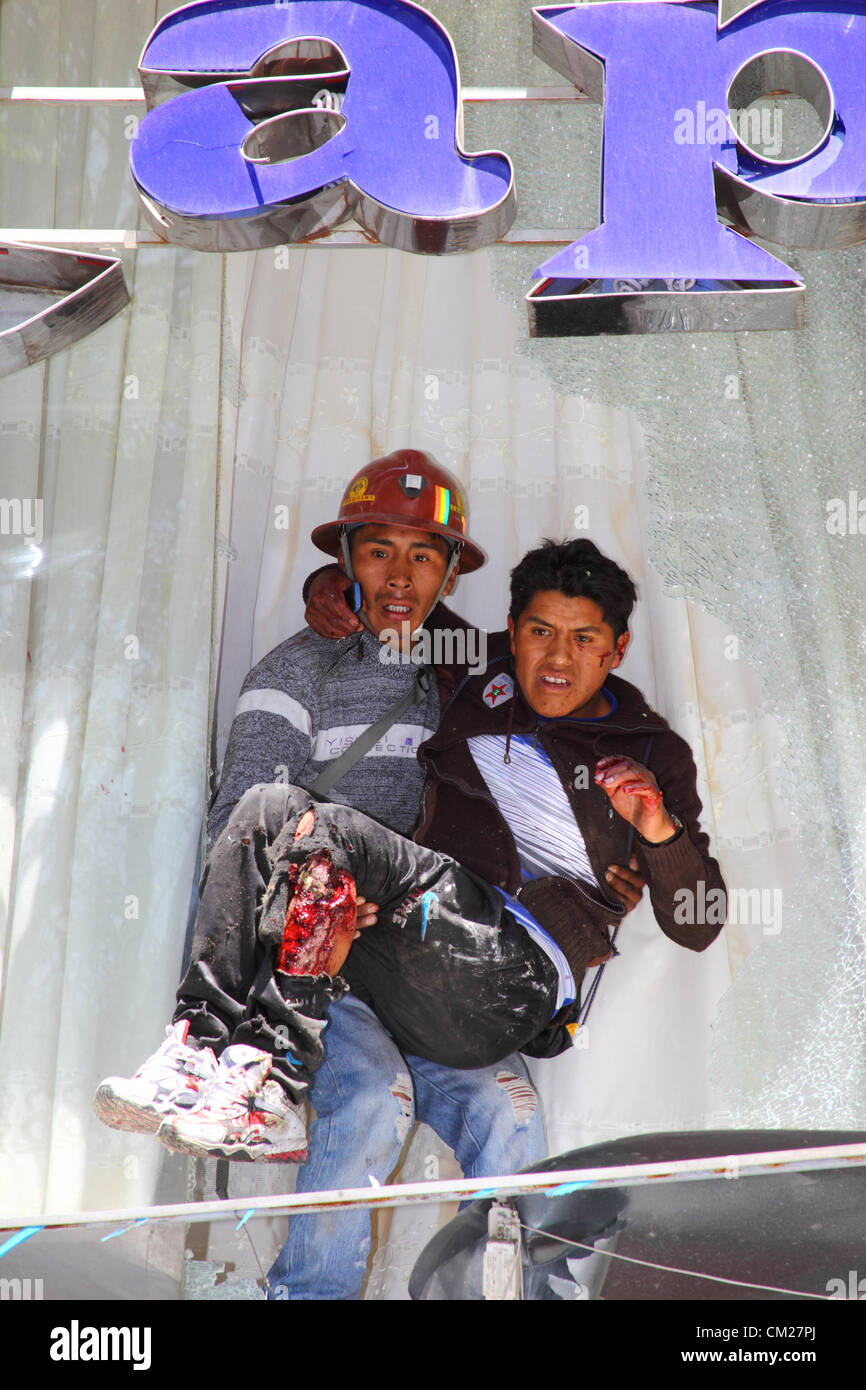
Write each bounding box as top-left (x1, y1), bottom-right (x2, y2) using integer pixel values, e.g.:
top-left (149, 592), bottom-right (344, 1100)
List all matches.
top-left (95, 464), bottom-right (724, 1176)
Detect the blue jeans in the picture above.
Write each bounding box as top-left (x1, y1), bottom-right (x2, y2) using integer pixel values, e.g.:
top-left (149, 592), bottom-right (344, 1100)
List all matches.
top-left (267, 992), bottom-right (546, 1300)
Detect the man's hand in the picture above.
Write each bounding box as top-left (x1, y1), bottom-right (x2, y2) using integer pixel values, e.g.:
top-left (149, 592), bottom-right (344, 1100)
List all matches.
top-left (595, 756), bottom-right (676, 843)
top-left (355, 896), bottom-right (379, 930)
top-left (604, 855), bottom-right (645, 913)
top-left (326, 897), bottom-right (379, 975)
top-left (305, 565), bottom-right (363, 639)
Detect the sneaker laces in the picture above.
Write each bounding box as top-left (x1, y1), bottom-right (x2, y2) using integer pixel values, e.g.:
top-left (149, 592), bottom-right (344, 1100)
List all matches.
top-left (193, 1045), bottom-right (275, 1121)
top-left (138, 1024), bottom-right (217, 1087)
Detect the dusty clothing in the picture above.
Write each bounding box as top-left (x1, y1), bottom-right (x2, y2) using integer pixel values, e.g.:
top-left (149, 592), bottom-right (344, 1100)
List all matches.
top-left (180, 621), bottom-right (724, 1079)
top-left (415, 631), bottom-right (726, 954)
top-left (206, 607), bottom-right (467, 847)
top-left (177, 783), bottom-right (562, 1078)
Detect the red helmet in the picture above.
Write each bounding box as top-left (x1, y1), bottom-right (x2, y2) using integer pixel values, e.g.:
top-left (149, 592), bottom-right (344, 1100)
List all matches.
top-left (310, 449), bottom-right (486, 573)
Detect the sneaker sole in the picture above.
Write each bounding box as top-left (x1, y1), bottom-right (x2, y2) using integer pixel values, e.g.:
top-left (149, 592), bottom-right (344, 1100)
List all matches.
top-left (93, 1084), bottom-right (166, 1135)
top-left (157, 1129), bottom-right (307, 1163)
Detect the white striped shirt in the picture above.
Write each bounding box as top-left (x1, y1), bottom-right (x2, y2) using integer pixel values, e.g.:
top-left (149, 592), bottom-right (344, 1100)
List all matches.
top-left (468, 733), bottom-right (599, 888)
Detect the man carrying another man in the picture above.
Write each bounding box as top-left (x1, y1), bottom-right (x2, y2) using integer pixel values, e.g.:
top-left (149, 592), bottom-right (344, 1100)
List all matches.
top-left (95, 449), bottom-right (723, 1300)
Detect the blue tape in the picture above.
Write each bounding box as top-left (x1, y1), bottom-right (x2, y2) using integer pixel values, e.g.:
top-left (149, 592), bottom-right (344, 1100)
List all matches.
top-left (0, 1226), bottom-right (44, 1258)
top-left (101, 1217), bottom-right (148, 1243)
top-left (420, 890), bottom-right (438, 942)
top-left (236, 1208), bottom-right (256, 1231)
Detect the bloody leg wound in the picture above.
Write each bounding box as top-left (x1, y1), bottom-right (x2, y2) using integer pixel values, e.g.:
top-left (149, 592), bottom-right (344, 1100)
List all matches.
top-left (277, 849), bottom-right (358, 977)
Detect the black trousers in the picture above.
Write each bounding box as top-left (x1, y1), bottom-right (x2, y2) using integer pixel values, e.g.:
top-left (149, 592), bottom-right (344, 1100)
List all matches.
top-left (174, 784), bottom-right (559, 1095)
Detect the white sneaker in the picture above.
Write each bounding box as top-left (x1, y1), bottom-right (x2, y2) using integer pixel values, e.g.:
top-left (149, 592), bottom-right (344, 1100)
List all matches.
top-left (156, 1044), bottom-right (308, 1163)
top-left (93, 1020), bottom-right (218, 1134)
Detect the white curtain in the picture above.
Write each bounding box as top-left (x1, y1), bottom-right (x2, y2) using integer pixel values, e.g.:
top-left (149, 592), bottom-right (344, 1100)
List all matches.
top-left (214, 244), bottom-right (747, 1295)
top-left (2, 0), bottom-right (864, 1305)
top-left (0, 0), bottom-right (223, 1217)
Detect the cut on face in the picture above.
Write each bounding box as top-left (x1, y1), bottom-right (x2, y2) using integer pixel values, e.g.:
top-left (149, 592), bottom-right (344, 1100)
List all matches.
top-left (508, 589), bottom-right (629, 719)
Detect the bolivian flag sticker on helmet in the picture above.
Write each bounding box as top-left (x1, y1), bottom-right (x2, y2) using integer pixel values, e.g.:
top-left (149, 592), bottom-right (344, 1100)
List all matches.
top-left (483, 673), bottom-right (514, 707)
top-left (433, 485), bottom-right (450, 526)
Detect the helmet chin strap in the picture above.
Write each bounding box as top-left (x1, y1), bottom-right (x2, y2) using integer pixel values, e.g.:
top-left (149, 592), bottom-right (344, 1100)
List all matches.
top-left (339, 528), bottom-right (379, 639)
top-left (431, 544), bottom-right (461, 618)
top-left (339, 526), bottom-right (461, 646)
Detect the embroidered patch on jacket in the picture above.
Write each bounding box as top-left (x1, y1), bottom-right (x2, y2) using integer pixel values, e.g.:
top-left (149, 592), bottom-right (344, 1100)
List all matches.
top-left (483, 674), bottom-right (514, 708)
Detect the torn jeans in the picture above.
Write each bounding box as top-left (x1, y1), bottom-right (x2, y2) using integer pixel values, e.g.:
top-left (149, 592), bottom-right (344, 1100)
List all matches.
top-left (266, 991), bottom-right (545, 1301)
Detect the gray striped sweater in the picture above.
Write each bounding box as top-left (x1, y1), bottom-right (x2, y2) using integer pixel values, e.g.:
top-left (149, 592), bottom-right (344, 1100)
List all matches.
top-left (207, 625), bottom-right (443, 848)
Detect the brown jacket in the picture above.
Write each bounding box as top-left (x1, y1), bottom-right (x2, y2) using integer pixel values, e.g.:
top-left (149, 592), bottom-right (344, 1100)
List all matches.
top-left (419, 632), bottom-right (726, 954)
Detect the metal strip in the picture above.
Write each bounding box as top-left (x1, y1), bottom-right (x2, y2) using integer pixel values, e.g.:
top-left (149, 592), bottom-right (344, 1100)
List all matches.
top-left (0, 85), bottom-right (582, 104)
top-left (0, 228), bottom-right (583, 248)
top-left (527, 277), bottom-right (805, 336)
top-left (2, 1142), bottom-right (865, 1233)
top-left (0, 241), bottom-right (130, 375)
